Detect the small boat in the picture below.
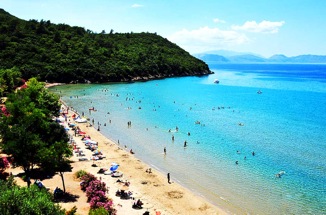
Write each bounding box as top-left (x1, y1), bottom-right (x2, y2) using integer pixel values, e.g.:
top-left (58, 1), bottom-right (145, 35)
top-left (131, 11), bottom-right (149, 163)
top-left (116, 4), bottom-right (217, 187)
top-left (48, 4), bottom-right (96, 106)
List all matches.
top-left (214, 79), bottom-right (220, 84)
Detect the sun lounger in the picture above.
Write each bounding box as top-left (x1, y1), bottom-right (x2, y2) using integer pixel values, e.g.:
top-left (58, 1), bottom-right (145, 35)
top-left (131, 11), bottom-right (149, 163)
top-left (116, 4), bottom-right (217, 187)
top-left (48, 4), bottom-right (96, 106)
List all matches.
top-left (78, 157), bottom-right (88, 161)
top-left (111, 172), bottom-right (123, 177)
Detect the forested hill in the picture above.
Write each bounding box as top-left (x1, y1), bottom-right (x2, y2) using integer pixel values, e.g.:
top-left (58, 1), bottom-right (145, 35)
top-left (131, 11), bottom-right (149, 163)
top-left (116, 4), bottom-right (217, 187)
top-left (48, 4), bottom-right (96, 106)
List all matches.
top-left (0, 9), bottom-right (212, 83)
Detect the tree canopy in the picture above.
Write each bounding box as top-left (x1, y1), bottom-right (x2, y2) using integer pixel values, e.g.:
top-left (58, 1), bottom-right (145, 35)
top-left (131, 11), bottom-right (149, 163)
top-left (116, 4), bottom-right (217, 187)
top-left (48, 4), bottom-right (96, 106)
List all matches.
top-left (0, 67), bottom-right (23, 97)
top-left (0, 8), bottom-right (212, 83)
top-left (0, 177), bottom-right (65, 215)
top-left (0, 78), bottom-right (71, 189)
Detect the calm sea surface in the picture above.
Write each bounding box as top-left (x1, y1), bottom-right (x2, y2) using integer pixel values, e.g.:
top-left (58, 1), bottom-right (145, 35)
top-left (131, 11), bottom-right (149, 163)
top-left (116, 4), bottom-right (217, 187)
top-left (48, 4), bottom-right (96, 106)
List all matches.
top-left (51, 63), bottom-right (326, 215)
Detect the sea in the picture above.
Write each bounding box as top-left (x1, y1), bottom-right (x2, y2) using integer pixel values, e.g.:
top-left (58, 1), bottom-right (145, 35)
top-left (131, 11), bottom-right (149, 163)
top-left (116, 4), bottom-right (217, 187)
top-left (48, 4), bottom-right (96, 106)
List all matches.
top-left (50, 63), bottom-right (326, 215)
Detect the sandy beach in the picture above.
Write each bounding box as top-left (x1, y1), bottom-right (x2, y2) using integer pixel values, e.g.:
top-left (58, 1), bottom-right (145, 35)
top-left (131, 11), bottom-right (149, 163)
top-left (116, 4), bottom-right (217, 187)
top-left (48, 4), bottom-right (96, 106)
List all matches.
top-left (7, 92), bottom-right (228, 215)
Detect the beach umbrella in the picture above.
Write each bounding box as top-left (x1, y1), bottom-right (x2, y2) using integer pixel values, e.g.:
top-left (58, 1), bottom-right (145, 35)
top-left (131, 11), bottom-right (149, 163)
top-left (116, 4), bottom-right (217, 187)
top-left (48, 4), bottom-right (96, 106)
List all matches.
top-left (110, 164), bottom-right (119, 172)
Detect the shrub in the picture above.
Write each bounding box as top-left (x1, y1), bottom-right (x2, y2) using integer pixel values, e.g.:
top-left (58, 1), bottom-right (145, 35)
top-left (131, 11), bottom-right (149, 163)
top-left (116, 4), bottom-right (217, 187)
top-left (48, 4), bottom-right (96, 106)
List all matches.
top-left (89, 197), bottom-right (114, 212)
top-left (0, 158), bottom-right (11, 180)
top-left (74, 169), bottom-right (87, 179)
top-left (0, 182), bottom-right (65, 215)
top-left (88, 207), bottom-right (109, 215)
top-left (80, 173), bottom-right (97, 191)
top-left (86, 180), bottom-right (107, 201)
top-left (80, 172), bottom-right (116, 215)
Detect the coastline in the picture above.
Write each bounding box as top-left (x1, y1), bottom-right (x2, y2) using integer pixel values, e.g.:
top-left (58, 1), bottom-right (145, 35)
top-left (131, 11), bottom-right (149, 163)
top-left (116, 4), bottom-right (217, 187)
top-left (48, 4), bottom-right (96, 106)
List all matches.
top-left (45, 83), bottom-right (65, 88)
top-left (38, 66), bottom-right (326, 214)
top-left (7, 83), bottom-right (228, 214)
top-left (60, 102), bottom-right (228, 214)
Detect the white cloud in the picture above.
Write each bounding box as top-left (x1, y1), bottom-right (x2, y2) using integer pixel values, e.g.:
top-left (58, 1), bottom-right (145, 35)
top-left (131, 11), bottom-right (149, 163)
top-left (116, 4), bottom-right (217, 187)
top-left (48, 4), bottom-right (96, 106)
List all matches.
top-left (168, 26), bottom-right (249, 53)
top-left (213, 18), bottom-right (226, 24)
top-left (131, 4), bottom-right (144, 8)
top-left (232, 20), bottom-right (285, 33)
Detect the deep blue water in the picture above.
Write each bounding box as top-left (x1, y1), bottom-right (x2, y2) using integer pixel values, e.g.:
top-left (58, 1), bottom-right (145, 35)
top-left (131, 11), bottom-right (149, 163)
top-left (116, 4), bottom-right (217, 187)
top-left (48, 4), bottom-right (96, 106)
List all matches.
top-left (52, 64), bottom-right (326, 215)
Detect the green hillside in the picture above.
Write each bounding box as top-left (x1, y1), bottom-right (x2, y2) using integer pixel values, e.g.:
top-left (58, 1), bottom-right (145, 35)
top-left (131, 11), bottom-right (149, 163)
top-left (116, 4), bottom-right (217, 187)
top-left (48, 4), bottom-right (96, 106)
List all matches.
top-left (0, 9), bottom-right (212, 83)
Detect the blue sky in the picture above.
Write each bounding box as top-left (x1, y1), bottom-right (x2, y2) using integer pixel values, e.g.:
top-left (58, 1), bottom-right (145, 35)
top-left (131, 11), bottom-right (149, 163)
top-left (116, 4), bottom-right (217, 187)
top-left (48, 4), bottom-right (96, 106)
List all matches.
top-left (1, 0), bottom-right (325, 57)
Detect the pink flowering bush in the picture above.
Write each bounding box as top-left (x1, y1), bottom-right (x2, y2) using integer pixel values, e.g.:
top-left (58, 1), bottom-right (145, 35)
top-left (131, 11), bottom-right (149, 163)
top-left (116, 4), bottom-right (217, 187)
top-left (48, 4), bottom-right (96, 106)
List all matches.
top-left (86, 180), bottom-right (107, 202)
top-left (79, 171), bottom-right (116, 214)
top-left (80, 173), bottom-right (96, 191)
top-left (0, 157), bottom-right (10, 173)
top-left (0, 157), bottom-right (10, 179)
top-left (89, 193), bottom-right (107, 208)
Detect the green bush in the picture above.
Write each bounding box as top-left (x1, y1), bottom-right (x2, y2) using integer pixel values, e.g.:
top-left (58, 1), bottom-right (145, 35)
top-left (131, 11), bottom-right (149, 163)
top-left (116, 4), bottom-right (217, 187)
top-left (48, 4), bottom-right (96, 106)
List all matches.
top-left (88, 207), bottom-right (109, 215)
top-left (74, 169), bottom-right (87, 179)
top-left (0, 180), bottom-right (65, 215)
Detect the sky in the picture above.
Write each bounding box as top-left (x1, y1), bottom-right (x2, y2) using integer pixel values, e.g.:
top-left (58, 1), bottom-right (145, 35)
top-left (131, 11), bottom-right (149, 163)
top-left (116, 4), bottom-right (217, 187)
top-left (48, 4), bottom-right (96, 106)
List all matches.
top-left (1, 0), bottom-right (325, 57)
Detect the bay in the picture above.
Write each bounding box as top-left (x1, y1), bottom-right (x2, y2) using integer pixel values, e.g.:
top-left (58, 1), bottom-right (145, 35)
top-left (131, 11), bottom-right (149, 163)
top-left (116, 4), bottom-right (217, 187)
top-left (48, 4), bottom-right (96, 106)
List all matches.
top-left (51, 63), bottom-right (326, 214)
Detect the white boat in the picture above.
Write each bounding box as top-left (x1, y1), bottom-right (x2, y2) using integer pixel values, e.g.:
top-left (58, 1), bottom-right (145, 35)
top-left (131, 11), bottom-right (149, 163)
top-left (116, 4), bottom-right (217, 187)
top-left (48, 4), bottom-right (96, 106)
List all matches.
top-left (214, 79), bottom-right (219, 84)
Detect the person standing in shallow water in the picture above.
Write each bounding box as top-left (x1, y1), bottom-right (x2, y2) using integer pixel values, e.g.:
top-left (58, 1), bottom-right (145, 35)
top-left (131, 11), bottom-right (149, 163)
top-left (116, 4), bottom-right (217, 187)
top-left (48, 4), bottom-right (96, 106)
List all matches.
top-left (167, 173), bottom-right (171, 183)
top-left (164, 147), bottom-right (166, 155)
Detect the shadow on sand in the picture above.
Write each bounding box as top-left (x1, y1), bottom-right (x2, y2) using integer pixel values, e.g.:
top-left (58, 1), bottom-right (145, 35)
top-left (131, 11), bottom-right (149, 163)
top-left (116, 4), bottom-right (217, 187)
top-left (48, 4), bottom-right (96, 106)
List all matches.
top-left (54, 192), bottom-right (80, 203)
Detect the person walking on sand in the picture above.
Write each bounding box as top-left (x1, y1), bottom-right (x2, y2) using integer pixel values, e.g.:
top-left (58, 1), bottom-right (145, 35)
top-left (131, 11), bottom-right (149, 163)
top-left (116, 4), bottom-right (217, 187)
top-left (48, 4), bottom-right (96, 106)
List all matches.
top-left (167, 173), bottom-right (171, 183)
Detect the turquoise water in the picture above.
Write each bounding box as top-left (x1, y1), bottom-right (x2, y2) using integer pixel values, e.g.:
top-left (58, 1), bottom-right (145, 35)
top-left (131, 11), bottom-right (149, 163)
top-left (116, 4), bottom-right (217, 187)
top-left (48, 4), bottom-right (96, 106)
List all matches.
top-left (51, 64), bottom-right (326, 215)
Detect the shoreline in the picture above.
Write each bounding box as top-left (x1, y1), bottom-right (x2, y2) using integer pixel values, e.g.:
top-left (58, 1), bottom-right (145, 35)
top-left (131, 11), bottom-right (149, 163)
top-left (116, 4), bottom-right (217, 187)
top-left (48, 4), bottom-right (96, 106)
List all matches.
top-left (60, 98), bottom-right (229, 214)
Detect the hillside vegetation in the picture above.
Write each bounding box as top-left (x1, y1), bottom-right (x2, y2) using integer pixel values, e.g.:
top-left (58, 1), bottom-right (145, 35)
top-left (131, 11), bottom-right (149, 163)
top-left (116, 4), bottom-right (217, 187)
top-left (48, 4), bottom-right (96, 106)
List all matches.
top-left (0, 9), bottom-right (212, 83)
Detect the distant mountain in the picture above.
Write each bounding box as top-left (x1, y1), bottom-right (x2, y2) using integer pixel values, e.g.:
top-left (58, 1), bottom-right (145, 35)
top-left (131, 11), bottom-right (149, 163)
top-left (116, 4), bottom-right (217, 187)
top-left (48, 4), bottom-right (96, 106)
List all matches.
top-left (268, 54), bottom-right (289, 62)
top-left (194, 54), bottom-right (230, 63)
top-left (196, 50), bottom-right (262, 57)
top-left (194, 51), bottom-right (326, 64)
top-left (228, 54), bottom-right (267, 63)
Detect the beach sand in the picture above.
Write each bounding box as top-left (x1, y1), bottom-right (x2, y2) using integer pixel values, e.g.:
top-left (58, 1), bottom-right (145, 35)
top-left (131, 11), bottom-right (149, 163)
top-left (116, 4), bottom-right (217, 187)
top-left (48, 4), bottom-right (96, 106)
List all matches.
top-left (6, 91), bottom-right (228, 215)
